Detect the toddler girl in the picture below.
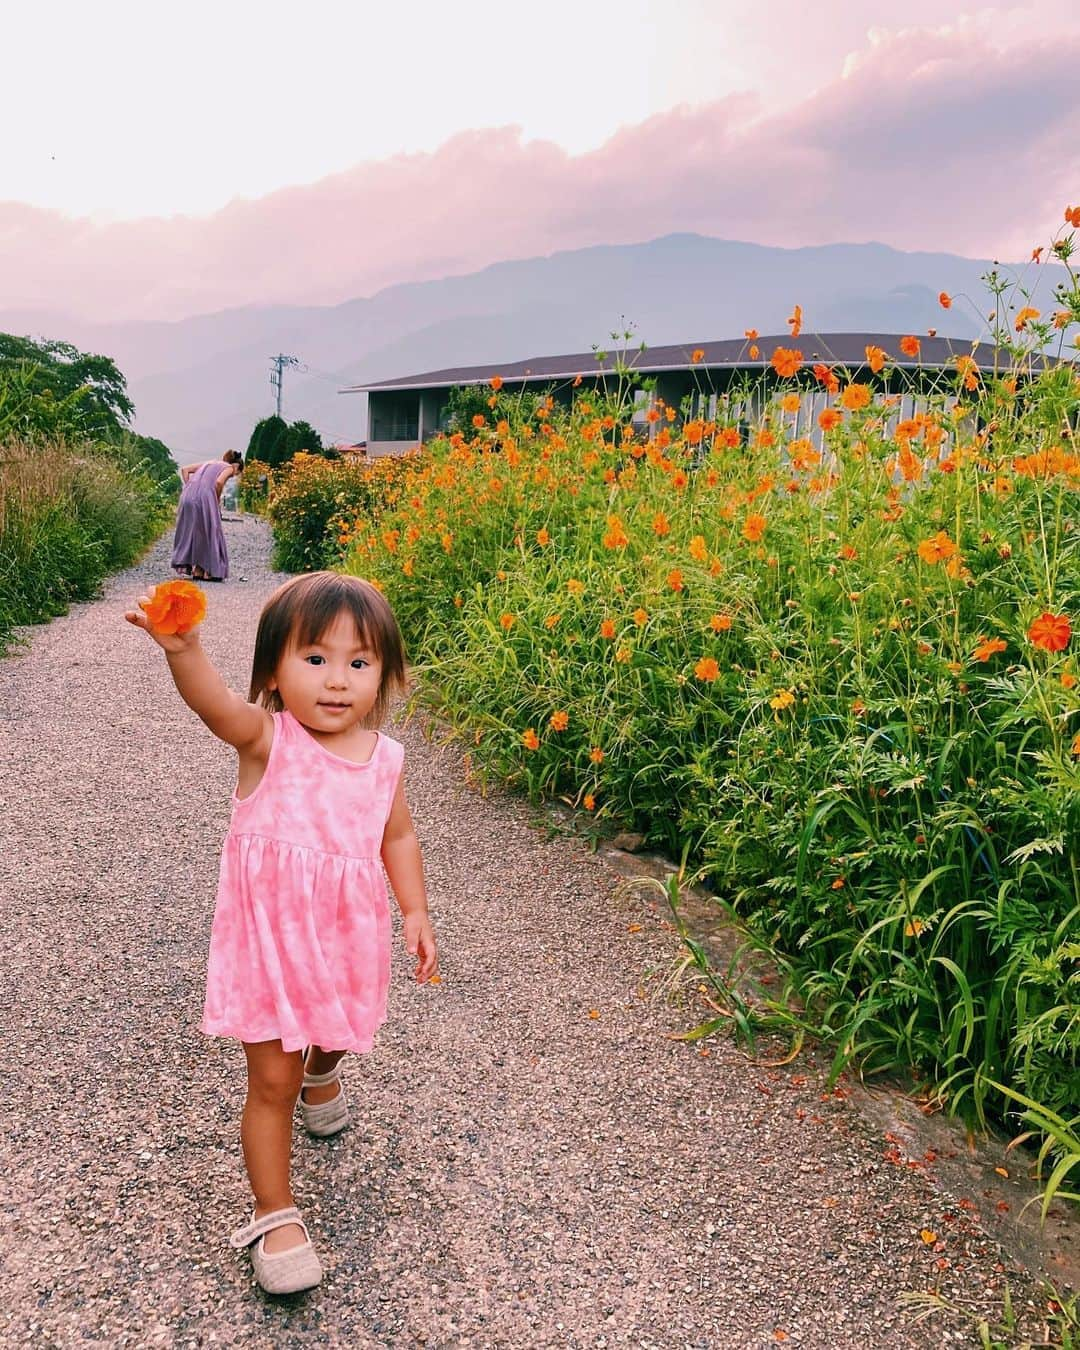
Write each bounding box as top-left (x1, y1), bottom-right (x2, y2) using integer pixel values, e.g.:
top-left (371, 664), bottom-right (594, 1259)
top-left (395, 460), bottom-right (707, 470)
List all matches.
top-left (126, 571), bottom-right (438, 1295)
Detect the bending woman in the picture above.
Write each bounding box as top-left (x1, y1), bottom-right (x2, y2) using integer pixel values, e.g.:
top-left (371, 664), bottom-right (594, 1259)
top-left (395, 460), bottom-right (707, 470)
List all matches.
top-left (172, 450), bottom-right (243, 582)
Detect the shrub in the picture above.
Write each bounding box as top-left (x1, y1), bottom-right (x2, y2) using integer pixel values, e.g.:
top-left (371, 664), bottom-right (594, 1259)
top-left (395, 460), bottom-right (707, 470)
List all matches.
top-left (266, 451), bottom-right (415, 572)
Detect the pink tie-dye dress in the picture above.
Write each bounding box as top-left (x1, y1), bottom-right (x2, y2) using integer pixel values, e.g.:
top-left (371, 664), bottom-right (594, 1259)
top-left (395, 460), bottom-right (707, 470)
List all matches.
top-left (201, 709), bottom-right (404, 1054)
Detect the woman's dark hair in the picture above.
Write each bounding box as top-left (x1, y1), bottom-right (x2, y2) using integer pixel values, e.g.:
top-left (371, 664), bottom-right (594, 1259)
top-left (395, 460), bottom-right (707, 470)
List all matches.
top-left (224, 449), bottom-right (243, 465)
top-left (249, 572), bottom-right (407, 727)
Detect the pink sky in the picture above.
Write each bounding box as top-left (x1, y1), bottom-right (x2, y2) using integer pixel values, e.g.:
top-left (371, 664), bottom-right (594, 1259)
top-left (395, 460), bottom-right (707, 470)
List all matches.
top-left (5, 16), bottom-right (1079, 322)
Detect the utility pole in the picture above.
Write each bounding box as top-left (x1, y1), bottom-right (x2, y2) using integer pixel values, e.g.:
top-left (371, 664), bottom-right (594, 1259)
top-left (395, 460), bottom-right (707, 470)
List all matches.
top-left (269, 354), bottom-right (299, 418)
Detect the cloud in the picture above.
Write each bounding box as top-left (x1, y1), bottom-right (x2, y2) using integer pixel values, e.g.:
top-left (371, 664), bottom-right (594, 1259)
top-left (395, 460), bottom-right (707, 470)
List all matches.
top-left (3, 23), bottom-right (1077, 322)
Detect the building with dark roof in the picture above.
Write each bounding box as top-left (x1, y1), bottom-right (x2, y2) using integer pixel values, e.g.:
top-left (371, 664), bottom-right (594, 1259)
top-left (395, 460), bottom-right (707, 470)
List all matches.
top-left (344, 332), bottom-right (1060, 456)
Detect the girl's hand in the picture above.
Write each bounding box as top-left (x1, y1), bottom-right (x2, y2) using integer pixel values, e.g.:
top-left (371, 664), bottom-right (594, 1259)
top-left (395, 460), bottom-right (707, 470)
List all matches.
top-left (403, 911), bottom-right (438, 984)
top-left (124, 595), bottom-right (201, 654)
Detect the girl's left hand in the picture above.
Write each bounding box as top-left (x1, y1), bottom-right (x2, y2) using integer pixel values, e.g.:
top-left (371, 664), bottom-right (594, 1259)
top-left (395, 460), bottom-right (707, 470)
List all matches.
top-left (403, 911), bottom-right (438, 984)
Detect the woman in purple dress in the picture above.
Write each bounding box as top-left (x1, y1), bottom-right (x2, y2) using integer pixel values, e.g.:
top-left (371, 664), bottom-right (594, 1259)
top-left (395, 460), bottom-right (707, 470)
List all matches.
top-left (172, 451), bottom-right (243, 581)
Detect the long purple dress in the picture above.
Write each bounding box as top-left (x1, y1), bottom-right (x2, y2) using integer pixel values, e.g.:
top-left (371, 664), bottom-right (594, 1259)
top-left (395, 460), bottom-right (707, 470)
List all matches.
top-left (171, 461), bottom-right (230, 579)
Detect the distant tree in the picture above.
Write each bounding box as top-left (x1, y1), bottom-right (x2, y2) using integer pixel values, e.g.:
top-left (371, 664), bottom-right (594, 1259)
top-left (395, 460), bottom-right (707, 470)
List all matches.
top-left (246, 415), bottom-right (324, 468)
top-left (285, 420), bottom-right (323, 457)
top-left (247, 415), bottom-right (289, 467)
top-left (0, 332), bottom-right (134, 439)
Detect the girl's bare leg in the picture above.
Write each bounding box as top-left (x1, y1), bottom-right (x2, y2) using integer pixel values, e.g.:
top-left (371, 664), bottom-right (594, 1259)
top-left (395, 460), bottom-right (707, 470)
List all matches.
top-left (241, 1040), bottom-right (306, 1254)
top-left (302, 1046), bottom-right (347, 1106)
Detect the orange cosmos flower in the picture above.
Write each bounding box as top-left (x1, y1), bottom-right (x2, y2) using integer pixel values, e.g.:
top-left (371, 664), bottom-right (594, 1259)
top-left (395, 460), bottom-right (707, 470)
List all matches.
top-left (787, 304), bottom-right (802, 337)
top-left (652, 511), bottom-right (671, 537)
top-left (972, 635), bottom-right (1007, 662)
top-left (1028, 612), bottom-right (1072, 652)
top-left (745, 328), bottom-right (758, 341)
top-left (522, 728), bottom-right (540, 751)
top-left (938, 292), bottom-right (952, 309)
top-left (1061, 672), bottom-right (1077, 689)
top-left (500, 613), bottom-right (515, 631)
top-left (589, 746), bottom-right (605, 764)
top-left (583, 793), bottom-right (596, 811)
top-left (544, 613), bottom-right (561, 629)
top-left (899, 335), bottom-right (921, 358)
top-left (742, 512), bottom-right (767, 542)
top-left (1066, 205), bottom-right (1080, 227)
top-left (633, 608), bottom-right (648, 626)
top-left (536, 527), bottom-right (550, 546)
top-left (865, 344), bottom-right (886, 374)
top-left (689, 534), bottom-right (709, 562)
top-left (709, 613), bottom-right (732, 632)
top-left (471, 413), bottom-right (486, 428)
top-left (771, 347), bottom-right (803, 378)
top-left (603, 517), bottom-right (629, 549)
top-left (691, 348), bottom-right (705, 363)
top-left (615, 646), bottom-right (631, 664)
top-left (140, 580), bottom-right (207, 635)
top-left (567, 578), bottom-right (585, 595)
top-left (550, 710), bottom-right (569, 732)
top-left (599, 619), bottom-right (616, 639)
top-left (1072, 731), bottom-right (1080, 757)
top-left (749, 344), bottom-right (760, 359)
top-left (789, 439), bottom-right (821, 471)
top-left (1014, 306), bottom-right (1040, 331)
top-left (818, 408), bottom-right (842, 432)
top-left (490, 375), bottom-right (504, 391)
top-left (780, 393), bottom-right (801, 413)
top-left (667, 569), bottom-right (684, 592)
top-left (839, 383), bottom-right (871, 411)
top-left (572, 374), bottom-right (583, 388)
top-left (917, 531), bottom-right (957, 565)
top-left (694, 657), bottom-right (720, 682)
top-left (769, 688), bottom-right (796, 711)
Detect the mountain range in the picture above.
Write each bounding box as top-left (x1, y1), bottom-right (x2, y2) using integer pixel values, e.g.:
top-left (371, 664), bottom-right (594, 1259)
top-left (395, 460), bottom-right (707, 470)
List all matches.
top-left (0, 234), bottom-right (1064, 463)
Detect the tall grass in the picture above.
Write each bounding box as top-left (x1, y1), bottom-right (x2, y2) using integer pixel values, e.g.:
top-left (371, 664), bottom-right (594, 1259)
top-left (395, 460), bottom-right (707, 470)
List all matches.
top-left (0, 438), bottom-right (170, 647)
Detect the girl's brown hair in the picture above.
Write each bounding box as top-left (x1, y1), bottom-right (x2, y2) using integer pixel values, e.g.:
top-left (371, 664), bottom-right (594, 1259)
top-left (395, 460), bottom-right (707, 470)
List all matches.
top-left (249, 572), bottom-right (407, 727)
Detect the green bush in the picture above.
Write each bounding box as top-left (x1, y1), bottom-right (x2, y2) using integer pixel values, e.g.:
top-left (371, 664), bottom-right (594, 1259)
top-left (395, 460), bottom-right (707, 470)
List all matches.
top-left (266, 451), bottom-right (414, 572)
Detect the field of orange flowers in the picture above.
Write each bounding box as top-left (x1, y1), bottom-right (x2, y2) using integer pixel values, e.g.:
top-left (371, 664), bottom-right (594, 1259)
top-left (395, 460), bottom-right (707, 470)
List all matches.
top-left (265, 220), bottom-right (1080, 1192)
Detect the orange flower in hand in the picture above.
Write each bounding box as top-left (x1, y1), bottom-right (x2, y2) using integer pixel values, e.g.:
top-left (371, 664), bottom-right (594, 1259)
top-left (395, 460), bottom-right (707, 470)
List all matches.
top-left (1028, 612), bottom-right (1071, 652)
top-left (141, 580), bottom-right (207, 635)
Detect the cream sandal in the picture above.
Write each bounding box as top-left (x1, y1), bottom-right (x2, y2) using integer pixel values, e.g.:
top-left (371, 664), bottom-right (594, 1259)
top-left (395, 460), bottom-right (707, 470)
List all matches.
top-left (300, 1056), bottom-right (349, 1138)
top-left (230, 1207), bottom-right (322, 1294)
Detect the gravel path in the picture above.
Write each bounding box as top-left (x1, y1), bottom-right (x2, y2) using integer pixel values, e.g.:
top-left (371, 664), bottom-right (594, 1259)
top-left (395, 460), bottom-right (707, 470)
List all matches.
top-left (0, 516), bottom-right (1044, 1348)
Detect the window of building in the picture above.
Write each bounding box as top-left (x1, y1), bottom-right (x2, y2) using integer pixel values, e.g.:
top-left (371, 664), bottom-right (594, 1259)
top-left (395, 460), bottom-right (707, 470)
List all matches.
top-left (371, 395), bottom-right (419, 442)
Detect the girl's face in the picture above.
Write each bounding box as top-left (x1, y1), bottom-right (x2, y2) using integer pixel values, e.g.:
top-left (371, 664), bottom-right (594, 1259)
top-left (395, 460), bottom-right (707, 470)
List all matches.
top-left (268, 611), bottom-right (383, 735)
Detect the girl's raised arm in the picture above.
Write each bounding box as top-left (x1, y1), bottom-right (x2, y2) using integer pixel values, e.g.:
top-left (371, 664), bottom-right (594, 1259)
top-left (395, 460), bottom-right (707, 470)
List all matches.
top-left (125, 599), bottom-right (270, 753)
